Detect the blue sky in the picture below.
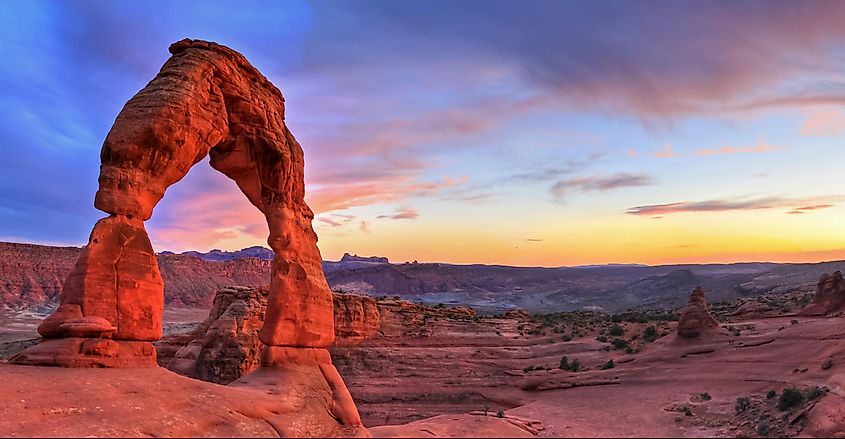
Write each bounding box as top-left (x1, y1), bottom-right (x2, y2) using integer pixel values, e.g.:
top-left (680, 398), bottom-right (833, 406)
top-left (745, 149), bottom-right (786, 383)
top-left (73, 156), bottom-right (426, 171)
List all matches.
top-left (1, 0), bottom-right (844, 265)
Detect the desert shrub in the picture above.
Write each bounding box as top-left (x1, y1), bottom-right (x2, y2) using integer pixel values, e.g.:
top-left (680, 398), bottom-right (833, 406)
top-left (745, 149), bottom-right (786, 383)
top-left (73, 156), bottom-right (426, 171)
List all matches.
top-left (596, 335), bottom-right (608, 343)
top-left (600, 359), bottom-right (615, 370)
top-left (758, 420), bottom-right (770, 437)
top-left (611, 338), bottom-right (629, 350)
top-left (562, 335), bottom-right (573, 342)
top-left (496, 410), bottom-right (504, 418)
top-left (778, 388), bottom-right (804, 411)
top-left (805, 386), bottom-right (827, 400)
top-left (569, 358), bottom-right (581, 372)
top-left (643, 325), bottom-right (659, 342)
top-left (559, 356), bottom-right (570, 370)
top-left (766, 390), bottom-right (777, 399)
top-left (609, 324), bottom-right (625, 337)
top-left (735, 397), bottom-right (751, 414)
top-left (700, 392), bottom-right (711, 401)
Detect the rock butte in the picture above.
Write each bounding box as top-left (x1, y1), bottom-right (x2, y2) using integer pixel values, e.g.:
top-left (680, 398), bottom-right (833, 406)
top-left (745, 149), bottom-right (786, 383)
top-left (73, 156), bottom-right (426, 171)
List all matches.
top-left (800, 271), bottom-right (845, 316)
top-left (9, 39), bottom-right (365, 437)
top-left (676, 287), bottom-right (723, 339)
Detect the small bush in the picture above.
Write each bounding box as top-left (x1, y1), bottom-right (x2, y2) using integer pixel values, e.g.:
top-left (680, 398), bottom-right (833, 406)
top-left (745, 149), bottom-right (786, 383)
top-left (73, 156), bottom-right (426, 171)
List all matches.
top-left (643, 325), bottom-right (659, 342)
top-left (735, 397), bottom-right (751, 414)
top-left (611, 338), bottom-right (630, 350)
top-left (570, 358), bottom-right (581, 372)
top-left (559, 356), bottom-right (570, 370)
top-left (496, 410), bottom-right (504, 418)
top-left (609, 324), bottom-right (625, 337)
top-left (562, 335), bottom-right (573, 342)
top-left (778, 388), bottom-right (804, 411)
top-left (600, 359), bottom-right (615, 370)
top-left (766, 390), bottom-right (777, 400)
top-left (758, 420), bottom-right (770, 437)
top-left (700, 392), bottom-right (711, 401)
top-left (596, 335), bottom-right (609, 343)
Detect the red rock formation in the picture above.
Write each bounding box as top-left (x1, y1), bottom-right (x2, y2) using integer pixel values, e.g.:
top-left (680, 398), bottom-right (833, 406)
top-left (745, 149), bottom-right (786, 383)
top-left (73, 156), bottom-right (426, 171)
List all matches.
top-left (167, 286), bottom-right (268, 384)
top-left (11, 39), bottom-right (363, 436)
top-left (162, 288), bottom-right (383, 378)
top-left (800, 271), bottom-right (845, 316)
top-left (0, 242), bottom-right (272, 310)
top-left (334, 293), bottom-right (380, 343)
top-left (676, 287), bottom-right (721, 339)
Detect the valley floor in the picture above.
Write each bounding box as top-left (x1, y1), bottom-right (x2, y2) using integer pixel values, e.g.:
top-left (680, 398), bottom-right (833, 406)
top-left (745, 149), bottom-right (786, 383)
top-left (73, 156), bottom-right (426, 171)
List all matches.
top-left (1, 311), bottom-right (843, 437)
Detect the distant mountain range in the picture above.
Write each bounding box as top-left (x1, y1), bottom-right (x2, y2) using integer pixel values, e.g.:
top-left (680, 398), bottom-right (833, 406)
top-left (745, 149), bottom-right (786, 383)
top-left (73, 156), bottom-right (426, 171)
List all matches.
top-left (1, 242), bottom-right (841, 313)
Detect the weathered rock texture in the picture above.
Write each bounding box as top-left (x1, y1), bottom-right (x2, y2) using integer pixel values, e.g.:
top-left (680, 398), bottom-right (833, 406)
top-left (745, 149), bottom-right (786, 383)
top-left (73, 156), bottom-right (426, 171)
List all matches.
top-left (161, 287), bottom-right (383, 380)
top-left (11, 39), bottom-right (363, 436)
top-left (167, 286), bottom-right (268, 384)
top-left (676, 287), bottom-right (721, 339)
top-left (800, 271), bottom-right (845, 316)
top-left (334, 293), bottom-right (380, 342)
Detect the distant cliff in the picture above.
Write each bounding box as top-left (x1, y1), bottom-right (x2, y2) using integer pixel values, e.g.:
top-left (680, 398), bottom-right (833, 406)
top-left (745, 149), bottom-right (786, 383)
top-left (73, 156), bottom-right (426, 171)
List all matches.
top-left (0, 242), bottom-right (270, 309)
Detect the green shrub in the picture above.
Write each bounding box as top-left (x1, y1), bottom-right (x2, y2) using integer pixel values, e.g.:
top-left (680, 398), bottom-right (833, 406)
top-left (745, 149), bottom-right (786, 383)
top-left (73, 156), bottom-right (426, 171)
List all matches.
top-left (559, 356), bottom-right (570, 370)
top-left (735, 397), bottom-right (751, 414)
top-left (569, 358), bottom-right (581, 372)
top-left (609, 324), bottom-right (625, 337)
top-left (596, 335), bottom-right (608, 343)
top-left (562, 335), bottom-right (573, 342)
top-left (766, 390), bottom-right (777, 399)
top-left (496, 410), bottom-right (504, 418)
top-left (700, 392), bottom-right (711, 401)
top-left (611, 338), bottom-right (629, 350)
top-left (643, 325), bottom-right (659, 342)
top-left (778, 388), bottom-right (804, 411)
top-left (600, 359), bottom-right (615, 370)
top-left (758, 420), bottom-right (770, 437)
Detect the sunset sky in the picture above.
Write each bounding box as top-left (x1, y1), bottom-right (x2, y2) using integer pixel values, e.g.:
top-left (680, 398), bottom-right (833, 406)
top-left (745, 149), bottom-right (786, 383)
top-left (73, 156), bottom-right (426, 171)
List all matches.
top-left (1, 0), bottom-right (844, 266)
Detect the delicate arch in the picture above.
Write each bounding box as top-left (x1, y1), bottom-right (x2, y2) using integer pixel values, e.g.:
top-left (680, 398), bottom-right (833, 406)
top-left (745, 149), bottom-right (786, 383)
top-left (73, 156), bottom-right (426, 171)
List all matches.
top-left (15, 39), bottom-right (334, 361)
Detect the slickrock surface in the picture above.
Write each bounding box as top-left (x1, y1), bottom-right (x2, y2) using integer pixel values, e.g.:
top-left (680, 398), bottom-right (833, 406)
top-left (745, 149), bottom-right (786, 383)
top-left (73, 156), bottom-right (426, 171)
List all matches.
top-left (800, 271), bottom-right (845, 316)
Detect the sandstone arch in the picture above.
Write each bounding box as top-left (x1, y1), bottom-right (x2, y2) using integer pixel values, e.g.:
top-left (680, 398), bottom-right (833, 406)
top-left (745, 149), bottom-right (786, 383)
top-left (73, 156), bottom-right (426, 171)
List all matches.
top-left (11, 39), bottom-right (363, 435)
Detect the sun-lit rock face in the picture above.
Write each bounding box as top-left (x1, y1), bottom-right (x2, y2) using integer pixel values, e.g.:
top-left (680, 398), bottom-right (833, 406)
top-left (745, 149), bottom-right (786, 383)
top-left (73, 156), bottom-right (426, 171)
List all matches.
top-left (676, 287), bottom-right (721, 339)
top-left (11, 39), bottom-right (364, 437)
top-left (800, 271), bottom-right (845, 316)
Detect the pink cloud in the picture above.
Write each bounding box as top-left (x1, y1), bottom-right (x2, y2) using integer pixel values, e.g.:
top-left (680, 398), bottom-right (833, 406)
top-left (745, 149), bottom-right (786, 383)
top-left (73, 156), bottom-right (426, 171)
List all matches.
top-left (653, 144), bottom-right (676, 158)
top-left (801, 109), bottom-right (845, 136)
top-left (696, 135), bottom-right (776, 157)
top-left (377, 207), bottom-right (419, 220)
top-left (627, 196), bottom-right (841, 216)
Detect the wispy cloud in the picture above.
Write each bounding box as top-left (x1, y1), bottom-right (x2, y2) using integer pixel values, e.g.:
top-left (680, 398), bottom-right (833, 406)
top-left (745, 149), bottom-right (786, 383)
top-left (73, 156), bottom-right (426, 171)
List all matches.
top-left (786, 204), bottom-right (835, 215)
top-left (653, 144), bottom-right (676, 158)
top-left (627, 196), bottom-right (842, 216)
top-left (696, 135), bottom-right (776, 157)
top-left (801, 109), bottom-right (845, 136)
top-left (552, 173), bottom-right (654, 201)
top-left (377, 207), bottom-right (419, 220)
top-left (359, 220), bottom-right (371, 233)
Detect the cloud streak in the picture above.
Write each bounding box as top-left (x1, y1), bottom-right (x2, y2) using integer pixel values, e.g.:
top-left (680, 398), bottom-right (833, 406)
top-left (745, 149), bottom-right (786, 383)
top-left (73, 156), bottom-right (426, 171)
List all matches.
top-left (627, 196), bottom-right (842, 216)
top-left (377, 207), bottom-right (419, 220)
top-left (552, 173), bottom-right (654, 201)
